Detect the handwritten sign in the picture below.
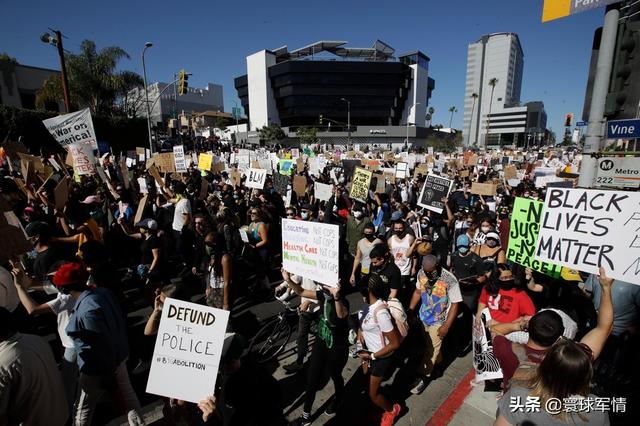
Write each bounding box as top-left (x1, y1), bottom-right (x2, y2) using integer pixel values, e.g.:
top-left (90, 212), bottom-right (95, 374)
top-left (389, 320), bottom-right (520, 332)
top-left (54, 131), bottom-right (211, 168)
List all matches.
top-left (506, 198), bottom-right (561, 277)
top-left (245, 168), bottom-right (267, 189)
top-left (146, 298), bottom-right (229, 403)
top-left (69, 142), bottom-right (95, 175)
top-left (198, 153), bottom-right (213, 171)
top-left (535, 188), bottom-right (640, 285)
top-left (417, 174), bottom-right (453, 214)
top-left (173, 145), bottom-right (187, 173)
top-left (471, 182), bottom-right (497, 196)
top-left (314, 182), bottom-right (333, 202)
top-left (154, 153), bottom-right (176, 173)
top-left (349, 167), bottom-right (372, 202)
top-left (395, 162), bottom-right (409, 179)
top-left (281, 219), bottom-right (339, 286)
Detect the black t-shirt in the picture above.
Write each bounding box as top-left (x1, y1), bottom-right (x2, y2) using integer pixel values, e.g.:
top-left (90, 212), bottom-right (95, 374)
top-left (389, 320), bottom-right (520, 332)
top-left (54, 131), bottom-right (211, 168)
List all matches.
top-left (373, 260), bottom-right (402, 292)
top-left (315, 290), bottom-right (350, 351)
top-left (140, 235), bottom-right (161, 265)
top-left (33, 244), bottom-right (66, 281)
top-left (450, 251), bottom-right (484, 292)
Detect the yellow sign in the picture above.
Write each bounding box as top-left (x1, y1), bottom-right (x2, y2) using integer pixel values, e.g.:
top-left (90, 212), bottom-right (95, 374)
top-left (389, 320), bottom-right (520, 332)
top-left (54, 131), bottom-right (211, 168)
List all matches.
top-left (542, 0), bottom-right (619, 23)
top-left (198, 153), bottom-right (213, 171)
top-left (350, 167), bottom-right (372, 202)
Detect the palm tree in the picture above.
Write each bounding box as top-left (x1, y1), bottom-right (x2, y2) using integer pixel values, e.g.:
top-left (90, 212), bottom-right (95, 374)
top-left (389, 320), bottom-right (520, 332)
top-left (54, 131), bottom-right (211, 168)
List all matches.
top-left (426, 107), bottom-right (435, 127)
top-left (486, 78), bottom-right (499, 146)
top-left (468, 93), bottom-right (478, 146)
top-left (448, 106), bottom-right (458, 128)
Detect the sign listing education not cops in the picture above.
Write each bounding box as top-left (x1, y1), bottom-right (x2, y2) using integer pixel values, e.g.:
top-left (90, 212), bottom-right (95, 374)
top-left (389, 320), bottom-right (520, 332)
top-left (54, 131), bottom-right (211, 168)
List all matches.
top-left (146, 298), bottom-right (229, 403)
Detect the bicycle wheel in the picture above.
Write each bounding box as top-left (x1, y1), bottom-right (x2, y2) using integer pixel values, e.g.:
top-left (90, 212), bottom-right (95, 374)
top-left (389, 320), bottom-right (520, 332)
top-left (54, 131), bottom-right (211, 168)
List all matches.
top-left (249, 318), bottom-right (292, 363)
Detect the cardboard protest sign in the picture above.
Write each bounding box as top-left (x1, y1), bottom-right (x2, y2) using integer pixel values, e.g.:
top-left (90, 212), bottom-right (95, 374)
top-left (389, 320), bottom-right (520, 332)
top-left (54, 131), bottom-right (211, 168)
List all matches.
top-left (230, 169), bottom-right (242, 188)
top-left (245, 168), bottom-right (267, 190)
top-left (137, 177), bottom-right (148, 194)
top-left (281, 219), bottom-right (339, 286)
top-left (395, 162), bottom-right (409, 179)
top-left (279, 159), bottom-right (294, 176)
top-left (471, 182), bottom-right (497, 196)
top-left (148, 165), bottom-right (164, 188)
top-left (296, 157), bottom-right (304, 172)
top-left (146, 298), bottom-right (229, 403)
top-left (54, 178), bottom-right (69, 211)
top-left (42, 108), bottom-right (98, 150)
top-left (413, 164), bottom-right (429, 177)
top-left (373, 173), bottom-right (386, 193)
top-left (134, 195), bottom-right (148, 224)
top-left (198, 153), bottom-right (213, 171)
top-left (506, 198), bottom-right (561, 277)
top-left (314, 182), bottom-right (333, 202)
top-left (417, 174), bottom-right (453, 214)
top-left (273, 173), bottom-right (289, 195)
top-left (119, 158), bottom-right (130, 189)
top-left (69, 142), bottom-right (95, 176)
top-left (0, 202), bottom-right (32, 263)
top-left (535, 188), bottom-right (640, 285)
top-left (349, 167), bottom-right (372, 202)
top-left (460, 169), bottom-right (470, 178)
top-left (172, 145), bottom-right (187, 173)
top-left (293, 175), bottom-right (307, 197)
top-left (154, 153), bottom-right (176, 173)
top-left (504, 165), bottom-right (517, 180)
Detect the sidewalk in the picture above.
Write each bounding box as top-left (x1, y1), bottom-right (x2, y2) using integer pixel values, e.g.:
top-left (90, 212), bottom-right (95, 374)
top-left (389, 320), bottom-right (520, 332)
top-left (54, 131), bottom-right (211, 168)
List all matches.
top-left (426, 369), bottom-right (497, 426)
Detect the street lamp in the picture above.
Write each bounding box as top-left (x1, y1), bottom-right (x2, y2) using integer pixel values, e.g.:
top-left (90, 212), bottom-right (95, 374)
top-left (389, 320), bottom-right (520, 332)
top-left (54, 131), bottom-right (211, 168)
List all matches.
top-left (340, 98), bottom-right (351, 148)
top-left (141, 42), bottom-right (154, 154)
top-left (40, 30), bottom-right (71, 113)
top-left (406, 102), bottom-right (420, 148)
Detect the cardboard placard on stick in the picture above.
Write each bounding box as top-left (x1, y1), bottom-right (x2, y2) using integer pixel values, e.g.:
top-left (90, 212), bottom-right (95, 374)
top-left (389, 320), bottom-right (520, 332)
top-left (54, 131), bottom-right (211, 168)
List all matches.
top-left (134, 195), bottom-right (148, 224)
top-left (154, 152), bottom-right (176, 173)
top-left (293, 175), bottom-right (307, 197)
top-left (148, 164), bottom-right (164, 188)
top-left (471, 182), bottom-right (497, 196)
top-left (504, 165), bottom-right (517, 180)
top-left (119, 159), bottom-right (130, 189)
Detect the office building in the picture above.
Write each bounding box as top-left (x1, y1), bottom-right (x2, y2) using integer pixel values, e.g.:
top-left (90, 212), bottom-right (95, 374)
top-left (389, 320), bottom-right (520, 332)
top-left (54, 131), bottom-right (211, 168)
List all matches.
top-left (0, 59), bottom-right (63, 111)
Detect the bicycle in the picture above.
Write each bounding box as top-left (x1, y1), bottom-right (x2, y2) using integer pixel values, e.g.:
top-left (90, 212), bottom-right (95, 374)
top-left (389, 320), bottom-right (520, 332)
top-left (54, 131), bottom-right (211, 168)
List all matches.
top-left (248, 291), bottom-right (300, 363)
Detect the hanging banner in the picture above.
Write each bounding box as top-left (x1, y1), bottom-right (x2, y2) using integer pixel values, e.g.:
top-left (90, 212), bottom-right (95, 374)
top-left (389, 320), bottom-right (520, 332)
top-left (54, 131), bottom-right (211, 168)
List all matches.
top-left (245, 168), bottom-right (267, 189)
top-left (42, 108), bottom-right (98, 150)
top-left (417, 174), bottom-right (453, 214)
top-left (506, 197), bottom-right (561, 278)
top-left (281, 219), bottom-right (339, 286)
top-left (173, 145), bottom-right (188, 173)
top-left (349, 167), bottom-right (372, 202)
top-left (69, 142), bottom-right (96, 176)
top-left (535, 188), bottom-right (640, 285)
top-left (146, 298), bottom-right (229, 403)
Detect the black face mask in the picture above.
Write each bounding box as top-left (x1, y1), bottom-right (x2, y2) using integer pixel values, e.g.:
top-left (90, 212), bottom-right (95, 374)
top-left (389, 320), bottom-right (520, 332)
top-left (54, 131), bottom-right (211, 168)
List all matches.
top-left (365, 234), bottom-right (376, 242)
top-left (394, 229), bottom-right (405, 237)
top-left (499, 279), bottom-right (515, 290)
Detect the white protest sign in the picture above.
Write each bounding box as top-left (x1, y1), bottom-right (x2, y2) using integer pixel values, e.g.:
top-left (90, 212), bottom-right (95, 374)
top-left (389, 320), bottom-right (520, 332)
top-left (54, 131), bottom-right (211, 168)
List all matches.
top-left (42, 108), bottom-right (98, 150)
top-left (137, 177), bottom-right (148, 194)
top-left (69, 142), bottom-right (95, 175)
top-left (173, 145), bottom-right (188, 173)
top-left (314, 182), bottom-right (333, 202)
top-left (245, 168), bottom-right (267, 189)
top-left (282, 219), bottom-right (339, 286)
top-left (595, 157), bottom-right (640, 188)
top-left (535, 188), bottom-right (640, 285)
top-left (395, 162), bottom-right (409, 179)
top-left (146, 298), bottom-right (229, 403)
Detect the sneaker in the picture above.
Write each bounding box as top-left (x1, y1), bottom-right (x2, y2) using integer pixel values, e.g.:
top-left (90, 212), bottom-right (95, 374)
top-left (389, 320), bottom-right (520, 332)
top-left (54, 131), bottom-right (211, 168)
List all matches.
top-left (289, 415), bottom-right (311, 426)
top-left (132, 359), bottom-right (151, 375)
top-left (127, 409), bottom-right (146, 426)
top-left (410, 377), bottom-right (428, 395)
top-left (324, 396), bottom-right (340, 416)
top-left (380, 403), bottom-right (401, 426)
top-left (283, 361), bottom-right (304, 374)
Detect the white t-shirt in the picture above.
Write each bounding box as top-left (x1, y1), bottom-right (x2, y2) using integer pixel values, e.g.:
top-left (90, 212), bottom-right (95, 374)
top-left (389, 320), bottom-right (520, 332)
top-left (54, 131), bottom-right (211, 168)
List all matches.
top-left (46, 293), bottom-right (75, 349)
top-left (172, 198), bottom-right (192, 232)
top-left (0, 267), bottom-right (19, 312)
top-left (389, 234), bottom-right (413, 276)
top-left (359, 300), bottom-right (394, 353)
top-left (290, 274), bottom-right (320, 313)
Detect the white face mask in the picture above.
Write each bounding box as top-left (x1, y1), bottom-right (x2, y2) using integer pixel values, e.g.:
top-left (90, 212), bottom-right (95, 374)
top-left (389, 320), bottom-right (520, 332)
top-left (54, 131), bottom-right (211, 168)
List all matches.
top-left (353, 211), bottom-right (363, 219)
top-left (481, 226), bottom-right (491, 233)
top-left (301, 212), bottom-right (309, 220)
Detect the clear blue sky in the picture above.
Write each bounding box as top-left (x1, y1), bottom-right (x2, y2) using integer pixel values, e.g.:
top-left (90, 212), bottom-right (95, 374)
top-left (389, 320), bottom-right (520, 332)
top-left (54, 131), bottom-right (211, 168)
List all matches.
top-left (2, 0), bottom-right (604, 134)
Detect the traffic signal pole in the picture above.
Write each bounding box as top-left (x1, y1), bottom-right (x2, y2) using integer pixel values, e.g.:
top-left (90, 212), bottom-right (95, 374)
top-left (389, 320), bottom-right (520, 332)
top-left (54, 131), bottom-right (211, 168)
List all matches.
top-left (578, 4), bottom-right (620, 188)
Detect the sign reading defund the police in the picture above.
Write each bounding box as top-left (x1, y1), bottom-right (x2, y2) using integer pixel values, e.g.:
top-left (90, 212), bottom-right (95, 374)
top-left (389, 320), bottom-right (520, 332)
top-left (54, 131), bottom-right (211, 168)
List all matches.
top-left (42, 108), bottom-right (98, 150)
top-left (146, 298), bottom-right (229, 403)
top-left (245, 168), bottom-right (267, 189)
top-left (595, 157), bottom-right (640, 188)
top-left (417, 174), bottom-right (453, 214)
top-left (535, 188), bottom-right (640, 285)
top-left (282, 219), bottom-right (339, 286)
top-left (507, 197), bottom-right (561, 278)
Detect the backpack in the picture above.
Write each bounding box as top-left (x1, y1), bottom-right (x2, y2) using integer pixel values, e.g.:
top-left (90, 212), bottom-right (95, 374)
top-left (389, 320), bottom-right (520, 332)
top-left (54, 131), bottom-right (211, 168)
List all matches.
top-left (373, 298), bottom-right (409, 341)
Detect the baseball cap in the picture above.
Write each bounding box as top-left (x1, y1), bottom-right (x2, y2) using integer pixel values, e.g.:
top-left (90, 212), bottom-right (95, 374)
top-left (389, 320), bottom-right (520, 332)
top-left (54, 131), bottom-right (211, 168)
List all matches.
top-left (390, 211), bottom-right (403, 222)
top-left (485, 231), bottom-right (500, 242)
top-left (135, 218), bottom-right (158, 231)
top-left (25, 221), bottom-right (50, 238)
top-left (456, 234), bottom-right (470, 248)
top-left (52, 263), bottom-right (89, 287)
top-left (416, 241), bottom-right (433, 256)
top-left (560, 267), bottom-right (583, 282)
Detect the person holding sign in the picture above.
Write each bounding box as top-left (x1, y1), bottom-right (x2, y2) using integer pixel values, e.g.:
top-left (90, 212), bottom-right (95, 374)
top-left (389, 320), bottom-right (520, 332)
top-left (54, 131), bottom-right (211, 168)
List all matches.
top-left (350, 223), bottom-right (382, 289)
top-left (283, 271), bottom-right (349, 424)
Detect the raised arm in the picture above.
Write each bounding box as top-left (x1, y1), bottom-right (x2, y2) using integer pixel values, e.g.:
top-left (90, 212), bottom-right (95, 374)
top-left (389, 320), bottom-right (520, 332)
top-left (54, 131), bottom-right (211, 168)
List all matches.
top-left (580, 267), bottom-right (614, 360)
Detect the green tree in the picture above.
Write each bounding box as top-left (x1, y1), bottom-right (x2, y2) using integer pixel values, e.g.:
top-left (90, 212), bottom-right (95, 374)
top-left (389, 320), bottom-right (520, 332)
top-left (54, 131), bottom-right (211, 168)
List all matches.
top-left (296, 127), bottom-right (319, 145)
top-left (258, 123), bottom-right (286, 143)
top-left (426, 106), bottom-right (435, 127)
top-left (215, 116), bottom-right (227, 129)
top-left (448, 106), bottom-right (458, 128)
top-left (485, 78), bottom-right (499, 146)
top-left (0, 53), bottom-right (18, 64)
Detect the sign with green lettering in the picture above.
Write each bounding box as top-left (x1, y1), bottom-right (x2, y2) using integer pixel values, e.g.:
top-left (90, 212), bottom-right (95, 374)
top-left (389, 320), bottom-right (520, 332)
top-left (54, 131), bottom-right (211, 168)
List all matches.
top-left (507, 197), bottom-right (561, 278)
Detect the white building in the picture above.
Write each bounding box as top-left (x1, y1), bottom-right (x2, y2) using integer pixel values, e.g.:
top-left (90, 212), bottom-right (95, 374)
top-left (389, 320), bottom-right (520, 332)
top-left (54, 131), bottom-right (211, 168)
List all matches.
top-left (462, 33), bottom-right (525, 147)
top-left (128, 82), bottom-right (224, 128)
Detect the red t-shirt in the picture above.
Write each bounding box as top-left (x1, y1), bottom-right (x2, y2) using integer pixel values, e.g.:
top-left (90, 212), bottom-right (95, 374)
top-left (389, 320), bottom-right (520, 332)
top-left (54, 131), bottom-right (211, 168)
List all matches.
top-left (493, 335), bottom-right (547, 389)
top-left (479, 287), bottom-right (535, 323)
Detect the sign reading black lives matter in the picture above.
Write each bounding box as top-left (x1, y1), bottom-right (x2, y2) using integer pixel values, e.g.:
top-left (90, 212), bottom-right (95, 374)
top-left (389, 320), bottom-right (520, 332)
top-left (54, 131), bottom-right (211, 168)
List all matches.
top-left (146, 298), bottom-right (229, 402)
top-left (417, 174), bottom-right (453, 214)
top-left (535, 188), bottom-right (640, 286)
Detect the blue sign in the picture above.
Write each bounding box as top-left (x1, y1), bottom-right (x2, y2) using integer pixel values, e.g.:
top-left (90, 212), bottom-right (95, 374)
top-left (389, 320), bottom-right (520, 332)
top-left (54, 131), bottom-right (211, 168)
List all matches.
top-left (607, 119), bottom-right (640, 139)
top-left (576, 121), bottom-right (587, 127)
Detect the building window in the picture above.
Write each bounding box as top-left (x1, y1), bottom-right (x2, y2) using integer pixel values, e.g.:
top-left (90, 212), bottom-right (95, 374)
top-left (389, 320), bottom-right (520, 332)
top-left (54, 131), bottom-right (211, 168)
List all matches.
top-left (497, 97), bottom-right (502, 102)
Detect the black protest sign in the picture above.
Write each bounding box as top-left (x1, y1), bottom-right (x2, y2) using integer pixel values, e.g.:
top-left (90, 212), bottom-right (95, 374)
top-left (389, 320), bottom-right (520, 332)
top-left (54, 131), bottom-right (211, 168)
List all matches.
top-left (273, 173), bottom-right (290, 195)
top-left (341, 159), bottom-right (361, 180)
top-left (417, 173), bottom-right (453, 214)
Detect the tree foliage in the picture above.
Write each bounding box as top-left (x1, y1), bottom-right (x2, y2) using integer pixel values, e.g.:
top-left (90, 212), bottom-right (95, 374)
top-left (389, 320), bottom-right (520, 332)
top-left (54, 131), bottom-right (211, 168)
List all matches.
top-left (296, 127), bottom-right (319, 145)
top-left (258, 124), bottom-right (286, 142)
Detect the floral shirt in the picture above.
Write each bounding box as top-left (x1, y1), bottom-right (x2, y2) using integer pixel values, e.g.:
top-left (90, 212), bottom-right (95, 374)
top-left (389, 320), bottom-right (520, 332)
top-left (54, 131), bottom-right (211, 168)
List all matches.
top-left (416, 268), bottom-right (462, 326)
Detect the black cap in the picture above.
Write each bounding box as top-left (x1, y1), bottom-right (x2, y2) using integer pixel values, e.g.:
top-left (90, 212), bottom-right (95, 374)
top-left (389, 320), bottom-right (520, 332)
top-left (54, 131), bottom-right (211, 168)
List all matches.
top-left (25, 221), bottom-right (50, 238)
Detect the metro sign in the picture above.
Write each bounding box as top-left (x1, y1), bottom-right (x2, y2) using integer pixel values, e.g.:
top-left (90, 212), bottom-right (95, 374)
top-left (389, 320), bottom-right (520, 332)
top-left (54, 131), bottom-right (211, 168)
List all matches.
top-left (607, 119), bottom-right (640, 139)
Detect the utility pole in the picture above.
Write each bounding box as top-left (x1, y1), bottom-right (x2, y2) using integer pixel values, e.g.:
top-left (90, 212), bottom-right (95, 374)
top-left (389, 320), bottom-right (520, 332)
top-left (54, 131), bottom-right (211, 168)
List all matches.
top-left (54, 31), bottom-right (71, 113)
top-left (142, 42), bottom-right (154, 154)
top-left (578, 4), bottom-right (620, 188)
top-left (173, 72), bottom-right (178, 119)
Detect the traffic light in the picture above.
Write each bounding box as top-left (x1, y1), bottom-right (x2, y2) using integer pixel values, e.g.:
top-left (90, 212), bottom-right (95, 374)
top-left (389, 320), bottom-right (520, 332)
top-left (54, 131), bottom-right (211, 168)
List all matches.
top-left (564, 113), bottom-right (573, 127)
top-left (605, 17), bottom-right (640, 119)
top-left (319, 114), bottom-right (323, 124)
top-left (178, 69), bottom-right (189, 96)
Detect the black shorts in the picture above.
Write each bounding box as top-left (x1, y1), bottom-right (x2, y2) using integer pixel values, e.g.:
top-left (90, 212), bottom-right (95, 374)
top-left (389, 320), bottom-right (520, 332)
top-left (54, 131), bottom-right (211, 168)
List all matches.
top-left (369, 354), bottom-right (395, 377)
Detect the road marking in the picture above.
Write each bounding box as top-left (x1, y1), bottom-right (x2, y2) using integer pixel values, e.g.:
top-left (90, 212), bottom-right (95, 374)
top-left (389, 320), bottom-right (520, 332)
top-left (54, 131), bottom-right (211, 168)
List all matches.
top-left (425, 368), bottom-right (476, 426)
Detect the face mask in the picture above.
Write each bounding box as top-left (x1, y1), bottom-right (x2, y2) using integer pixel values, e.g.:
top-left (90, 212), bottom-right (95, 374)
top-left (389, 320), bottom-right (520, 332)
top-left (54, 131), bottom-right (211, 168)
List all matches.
top-left (481, 226), bottom-right (491, 233)
top-left (420, 223), bottom-right (428, 229)
top-left (499, 279), bottom-right (515, 290)
top-left (394, 229), bottom-right (405, 237)
top-left (353, 211), bottom-right (363, 219)
top-left (458, 246), bottom-right (469, 254)
top-left (301, 212), bottom-right (309, 220)
top-left (365, 234), bottom-right (376, 242)
top-left (332, 205), bottom-right (338, 213)
top-left (486, 239), bottom-right (498, 248)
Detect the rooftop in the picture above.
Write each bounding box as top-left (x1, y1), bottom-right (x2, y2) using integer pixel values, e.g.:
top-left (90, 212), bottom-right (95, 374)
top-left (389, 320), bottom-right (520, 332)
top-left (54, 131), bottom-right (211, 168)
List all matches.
top-left (272, 39), bottom-right (396, 62)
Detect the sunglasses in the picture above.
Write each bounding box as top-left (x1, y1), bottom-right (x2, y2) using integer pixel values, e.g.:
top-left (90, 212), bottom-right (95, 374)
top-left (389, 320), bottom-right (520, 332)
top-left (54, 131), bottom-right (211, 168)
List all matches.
top-left (286, 213), bottom-right (295, 216)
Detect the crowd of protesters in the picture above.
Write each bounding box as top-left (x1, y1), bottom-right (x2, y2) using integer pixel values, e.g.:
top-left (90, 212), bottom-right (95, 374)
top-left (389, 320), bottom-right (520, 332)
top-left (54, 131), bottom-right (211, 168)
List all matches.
top-left (0, 139), bottom-right (638, 426)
